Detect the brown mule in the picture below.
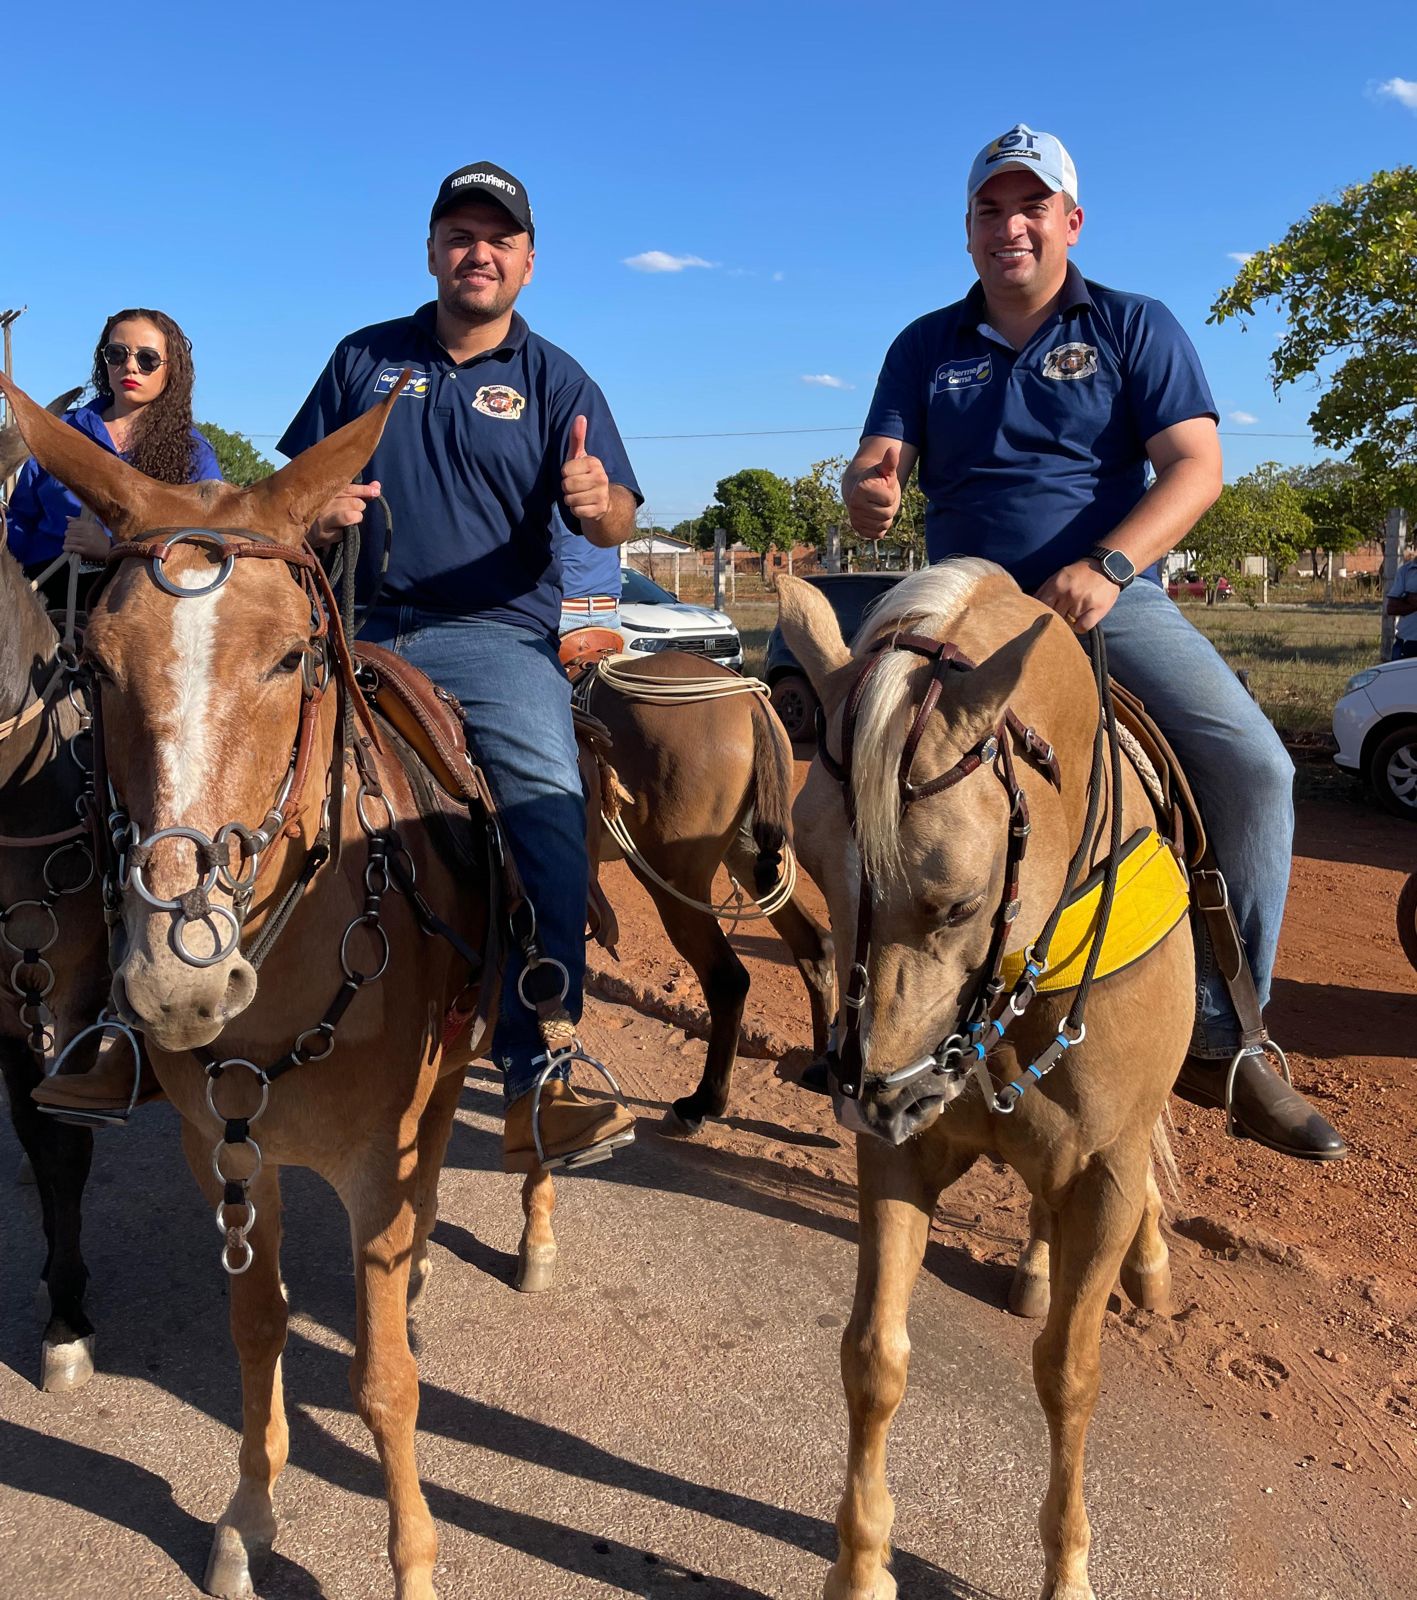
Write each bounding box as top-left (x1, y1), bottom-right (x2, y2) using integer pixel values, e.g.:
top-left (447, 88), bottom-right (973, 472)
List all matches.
top-left (0, 370), bottom-right (530, 1600)
top-left (777, 562), bottom-right (1191, 1600)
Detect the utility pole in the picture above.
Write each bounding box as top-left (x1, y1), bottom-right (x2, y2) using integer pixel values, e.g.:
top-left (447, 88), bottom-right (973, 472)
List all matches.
top-left (713, 528), bottom-right (726, 611)
top-left (1, 307), bottom-right (27, 498)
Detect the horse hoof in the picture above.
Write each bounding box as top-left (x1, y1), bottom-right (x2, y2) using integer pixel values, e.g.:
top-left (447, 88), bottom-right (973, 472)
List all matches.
top-left (823, 1566), bottom-right (896, 1599)
top-left (1008, 1273), bottom-right (1051, 1320)
top-left (1039, 1580), bottom-right (1095, 1600)
top-left (16, 1152), bottom-right (35, 1185)
top-left (1121, 1264), bottom-right (1172, 1315)
top-left (41, 1334), bottom-right (95, 1393)
top-left (662, 1101), bottom-right (706, 1137)
top-left (515, 1243), bottom-right (557, 1295)
top-left (204, 1523), bottom-right (273, 1599)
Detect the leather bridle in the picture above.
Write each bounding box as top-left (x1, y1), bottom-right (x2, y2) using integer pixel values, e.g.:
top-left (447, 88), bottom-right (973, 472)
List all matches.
top-left (818, 624), bottom-right (1123, 1119)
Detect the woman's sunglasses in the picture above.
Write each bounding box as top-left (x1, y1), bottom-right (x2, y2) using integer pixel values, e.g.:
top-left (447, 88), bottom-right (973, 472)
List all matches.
top-left (102, 342), bottom-right (165, 375)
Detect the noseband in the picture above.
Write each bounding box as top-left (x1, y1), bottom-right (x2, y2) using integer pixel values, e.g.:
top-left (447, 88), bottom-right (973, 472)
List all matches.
top-left (819, 624), bottom-right (1122, 1119)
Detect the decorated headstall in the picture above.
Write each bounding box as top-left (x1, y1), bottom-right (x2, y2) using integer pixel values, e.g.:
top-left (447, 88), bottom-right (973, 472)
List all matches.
top-left (817, 629), bottom-right (1067, 1114)
top-left (86, 527), bottom-right (374, 969)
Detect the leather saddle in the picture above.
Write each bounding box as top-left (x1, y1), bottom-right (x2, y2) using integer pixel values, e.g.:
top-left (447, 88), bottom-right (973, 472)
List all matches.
top-left (558, 626), bottom-right (624, 686)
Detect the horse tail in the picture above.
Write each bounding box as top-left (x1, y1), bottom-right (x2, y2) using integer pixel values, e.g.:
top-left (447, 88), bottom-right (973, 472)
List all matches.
top-left (1151, 1107), bottom-right (1182, 1200)
top-left (747, 694), bottom-right (794, 895)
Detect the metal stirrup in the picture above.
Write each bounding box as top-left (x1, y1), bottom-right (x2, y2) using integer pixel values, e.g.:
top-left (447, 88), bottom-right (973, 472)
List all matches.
top-left (528, 1046), bottom-right (634, 1171)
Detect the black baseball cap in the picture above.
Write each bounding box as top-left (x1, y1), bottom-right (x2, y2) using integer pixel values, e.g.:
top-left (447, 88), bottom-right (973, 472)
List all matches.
top-left (429, 161), bottom-right (535, 239)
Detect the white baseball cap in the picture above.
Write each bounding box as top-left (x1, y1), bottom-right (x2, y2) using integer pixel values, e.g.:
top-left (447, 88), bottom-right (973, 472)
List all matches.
top-left (967, 124), bottom-right (1078, 206)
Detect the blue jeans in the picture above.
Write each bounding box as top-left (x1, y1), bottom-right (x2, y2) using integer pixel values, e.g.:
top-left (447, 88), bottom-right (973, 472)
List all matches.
top-left (558, 607), bottom-right (622, 636)
top-left (1099, 580), bottom-right (1294, 1056)
top-left (360, 606), bottom-right (587, 1103)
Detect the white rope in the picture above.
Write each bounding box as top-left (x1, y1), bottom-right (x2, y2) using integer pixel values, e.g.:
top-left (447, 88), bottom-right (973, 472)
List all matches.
top-left (603, 805), bottom-right (798, 927)
top-left (586, 653), bottom-right (770, 705)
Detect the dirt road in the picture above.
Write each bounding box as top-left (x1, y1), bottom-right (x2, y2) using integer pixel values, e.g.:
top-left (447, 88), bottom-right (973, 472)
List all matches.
top-left (0, 787), bottom-right (1411, 1597)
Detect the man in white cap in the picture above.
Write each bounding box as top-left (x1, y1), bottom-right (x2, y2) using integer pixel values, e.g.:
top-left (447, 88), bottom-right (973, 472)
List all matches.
top-left (841, 124), bottom-right (1345, 1162)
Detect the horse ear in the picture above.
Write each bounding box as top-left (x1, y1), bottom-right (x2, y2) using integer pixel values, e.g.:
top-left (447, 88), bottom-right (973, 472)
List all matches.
top-left (240, 372), bottom-right (409, 543)
top-left (777, 576), bottom-right (852, 695)
top-left (0, 373), bottom-right (214, 538)
top-left (951, 614), bottom-right (1056, 745)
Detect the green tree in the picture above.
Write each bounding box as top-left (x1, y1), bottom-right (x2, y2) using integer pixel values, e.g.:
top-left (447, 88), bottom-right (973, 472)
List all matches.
top-left (703, 468), bottom-right (796, 576)
top-left (1283, 459), bottom-right (1388, 576)
top-left (891, 464), bottom-right (928, 570)
top-left (790, 455), bottom-right (848, 552)
top-left (1208, 168), bottom-right (1417, 482)
top-left (197, 422), bottom-right (274, 487)
top-left (1186, 463), bottom-right (1312, 601)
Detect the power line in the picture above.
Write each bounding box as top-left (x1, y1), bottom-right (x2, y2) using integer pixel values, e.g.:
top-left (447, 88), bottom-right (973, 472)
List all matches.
top-left (242, 423), bottom-right (1316, 443)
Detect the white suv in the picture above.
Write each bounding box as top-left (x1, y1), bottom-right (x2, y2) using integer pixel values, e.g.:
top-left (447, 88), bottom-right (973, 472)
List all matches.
top-left (616, 567), bottom-right (743, 671)
top-left (1333, 657), bottom-right (1417, 818)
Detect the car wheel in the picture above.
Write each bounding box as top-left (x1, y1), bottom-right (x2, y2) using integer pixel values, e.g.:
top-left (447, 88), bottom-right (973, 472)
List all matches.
top-left (770, 672), bottom-right (819, 745)
top-left (1397, 874), bottom-right (1417, 972)
top-left (1369, 724), bottom-right (1417, 819)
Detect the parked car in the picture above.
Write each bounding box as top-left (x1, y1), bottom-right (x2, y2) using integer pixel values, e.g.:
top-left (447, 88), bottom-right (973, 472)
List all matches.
top-left (1333, 657), bottom-right (1417, 819)
top-left (1166, 569), bottom-right (1232, 601)
top-left (615, 566), bottom-right (743, 671)
top-left (764, 572), bottom-right (904, 742)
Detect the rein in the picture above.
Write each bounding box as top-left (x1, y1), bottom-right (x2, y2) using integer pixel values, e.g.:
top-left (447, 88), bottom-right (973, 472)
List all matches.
top-left (820, 623), bottom-right (1124, 1118)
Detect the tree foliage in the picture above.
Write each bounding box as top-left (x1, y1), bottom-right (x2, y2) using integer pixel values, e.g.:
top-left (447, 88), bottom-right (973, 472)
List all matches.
top-left (1208, 168), bottom-right (1417, 482)
top-left (1187, 462), bottom-right (1311, 599)
top-left (702, 468), bottom-right (797, 568)
top-left (1283, 459), bottom-right (1386, 575)
top-left (790, 455), bottom-right (848, 551)
top-left (196, 422), bottom-right (274, 487)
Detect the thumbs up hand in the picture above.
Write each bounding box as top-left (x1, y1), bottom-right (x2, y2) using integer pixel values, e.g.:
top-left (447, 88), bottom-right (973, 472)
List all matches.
top-left (561, 414), bottom-right (611, 523)
top-left (846, 446), bottom-right (902, 540)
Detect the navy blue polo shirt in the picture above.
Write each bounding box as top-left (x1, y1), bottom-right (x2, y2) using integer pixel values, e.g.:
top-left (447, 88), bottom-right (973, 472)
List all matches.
top-left (862, 263), bottom-right (1218, 593)
top-left (278, 304), bottom-right (641, 637)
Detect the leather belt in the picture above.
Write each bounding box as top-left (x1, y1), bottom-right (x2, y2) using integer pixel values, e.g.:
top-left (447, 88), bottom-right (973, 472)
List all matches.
top-left (561, 595), bottom-right (619, 613)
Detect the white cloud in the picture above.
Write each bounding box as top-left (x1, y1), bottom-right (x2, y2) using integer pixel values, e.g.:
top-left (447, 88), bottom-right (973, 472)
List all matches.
top-left (1226, 251), bottom-right (1256, 264)
top-left (1228, 410), bottom-right (1259, 425)
top-left (622, 250), bottom-right (716, 274)
top-left (1377, 76), bottom-right (1417, 111)
top-left (771, 271), bottom-right (785, 282)
top-left (801, 374), bottom-right (853, 390)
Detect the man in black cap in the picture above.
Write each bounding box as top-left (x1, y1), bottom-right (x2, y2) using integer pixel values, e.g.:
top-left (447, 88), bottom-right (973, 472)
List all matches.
top-left (282, 162), bottom-right (642, 1170)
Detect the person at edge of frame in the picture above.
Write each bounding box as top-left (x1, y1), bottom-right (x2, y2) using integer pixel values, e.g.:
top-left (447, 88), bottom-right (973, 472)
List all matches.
top-left (839, 123), bottom-right (1345, 1163)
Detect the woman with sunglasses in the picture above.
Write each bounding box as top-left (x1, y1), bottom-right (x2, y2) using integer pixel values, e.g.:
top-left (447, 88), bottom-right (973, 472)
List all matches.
top-left (6, 308), bottom-right (222, 606)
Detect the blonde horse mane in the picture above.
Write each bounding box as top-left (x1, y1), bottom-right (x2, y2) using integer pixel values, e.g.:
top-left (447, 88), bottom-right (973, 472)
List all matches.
top-left (849, 558), bottom-right (1003, 882)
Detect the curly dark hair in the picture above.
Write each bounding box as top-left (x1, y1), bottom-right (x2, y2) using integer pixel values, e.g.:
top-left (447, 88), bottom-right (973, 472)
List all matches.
top-left (90, 308), bottom-right (200, 484)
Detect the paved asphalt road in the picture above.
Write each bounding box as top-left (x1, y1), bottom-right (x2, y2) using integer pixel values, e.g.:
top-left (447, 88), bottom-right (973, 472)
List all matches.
top-left (0, 1060), bottom-right (1397, 1599)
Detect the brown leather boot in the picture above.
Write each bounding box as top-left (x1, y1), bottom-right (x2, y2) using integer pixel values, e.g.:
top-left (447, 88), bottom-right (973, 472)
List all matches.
top-left (31, 1035), bottom-right (164, 1126)
top-left (502, 1080), bottom-right (635, 1173)
top-left (1173, 1048), bottom-right (1346, 1162)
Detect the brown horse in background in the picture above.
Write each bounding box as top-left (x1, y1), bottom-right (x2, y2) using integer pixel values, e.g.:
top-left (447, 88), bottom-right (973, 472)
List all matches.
top-left (778, 563), bottom-right (1191, 1600)
top-left (0, 371), bottom-right (519, 1600)
top-left (579, 650), bottom-right (836, 1133)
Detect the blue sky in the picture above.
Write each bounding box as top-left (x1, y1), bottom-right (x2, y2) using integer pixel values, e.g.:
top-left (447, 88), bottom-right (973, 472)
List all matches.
top-left (5, 0), bottom-right (1414, 525)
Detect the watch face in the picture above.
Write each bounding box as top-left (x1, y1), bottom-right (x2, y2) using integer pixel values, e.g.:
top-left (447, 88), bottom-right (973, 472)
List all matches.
top-left (1099, 549), bottom-right (1134, 585)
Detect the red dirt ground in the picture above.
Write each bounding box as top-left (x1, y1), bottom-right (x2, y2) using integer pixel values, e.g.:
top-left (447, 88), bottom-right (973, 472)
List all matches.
top-left (578, 779), bottom-right (1417, 1540)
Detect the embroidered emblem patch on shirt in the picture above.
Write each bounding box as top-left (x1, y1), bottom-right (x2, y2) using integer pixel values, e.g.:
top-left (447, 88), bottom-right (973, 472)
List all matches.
top-left (473, 385), bottom-right (526, 419)
top-left (934, 356), bottom-right (993, 393)
top-left (1041, 343), bottom-right (1098, 381)
top-left (374, 368), bottom-right (429, 397)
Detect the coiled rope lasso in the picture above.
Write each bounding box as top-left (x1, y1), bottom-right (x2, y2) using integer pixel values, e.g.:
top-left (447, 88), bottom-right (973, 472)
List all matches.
top-left (579, 655), bottom-right (797, 926)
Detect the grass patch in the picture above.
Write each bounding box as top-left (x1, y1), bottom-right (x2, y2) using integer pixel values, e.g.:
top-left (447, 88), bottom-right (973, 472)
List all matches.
top-left (730, 593), bottom-right (1385, 738)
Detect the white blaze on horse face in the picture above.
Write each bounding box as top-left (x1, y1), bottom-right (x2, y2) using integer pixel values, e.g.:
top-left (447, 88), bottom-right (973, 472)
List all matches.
top-left (158, 569), bottom-right (226, 820)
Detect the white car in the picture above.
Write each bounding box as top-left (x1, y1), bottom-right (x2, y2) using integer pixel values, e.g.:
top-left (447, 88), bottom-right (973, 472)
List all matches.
top-left (1333, 656), bottom-right (1417, 818)
top-left (615, 566), bottom-right (743, 671)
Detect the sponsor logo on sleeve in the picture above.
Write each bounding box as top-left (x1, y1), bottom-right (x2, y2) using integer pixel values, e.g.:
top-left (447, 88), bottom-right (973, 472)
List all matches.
top-left (934, 356), bottom-right (993, 394)
top-left (1041, 343), bottom-right (1098, 381)
top-left (472, 384), bottom-right (526, 419)
top-left (373, 368), bottom-right (430, 397)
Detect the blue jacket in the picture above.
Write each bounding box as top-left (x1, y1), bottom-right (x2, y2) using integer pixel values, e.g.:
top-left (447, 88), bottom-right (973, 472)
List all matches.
top-left (5, 398), bottom-right (224, 566)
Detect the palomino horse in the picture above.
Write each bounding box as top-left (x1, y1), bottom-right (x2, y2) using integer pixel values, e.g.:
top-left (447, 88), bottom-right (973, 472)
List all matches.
top-left (0, 400), bottom-right (115, 1393)
top-left (0, 371), bottom-right (515, 1600)
top-left (578, 650), bottom-right (836, 1133)
top-left (777, 562), bottom-right (1191, 1600)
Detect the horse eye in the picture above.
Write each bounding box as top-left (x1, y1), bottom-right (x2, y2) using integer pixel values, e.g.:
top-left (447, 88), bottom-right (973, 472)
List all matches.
top-left (277, 649), bottom-right (306, 674)
top-left (943, 895), bottom-right (985, 926)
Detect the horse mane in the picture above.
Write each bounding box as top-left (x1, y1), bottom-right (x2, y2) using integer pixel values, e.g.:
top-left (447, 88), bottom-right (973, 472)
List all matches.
top-left (850, 558), bottom-right (1003, 881)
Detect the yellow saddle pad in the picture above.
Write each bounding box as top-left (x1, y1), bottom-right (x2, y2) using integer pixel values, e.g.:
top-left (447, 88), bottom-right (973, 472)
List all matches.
top-left (1002, 828), bottom-right (1189, 994)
